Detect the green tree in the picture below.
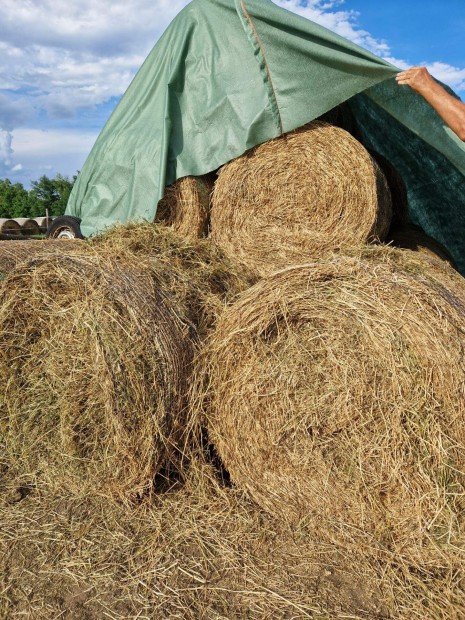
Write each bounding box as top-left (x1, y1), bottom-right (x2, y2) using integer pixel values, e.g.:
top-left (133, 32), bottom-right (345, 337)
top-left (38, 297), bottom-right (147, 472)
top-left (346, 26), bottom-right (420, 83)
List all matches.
top-left (0, 179), bottom-right (34, 218)
top-left (29, 173), bottom-right (75, 216)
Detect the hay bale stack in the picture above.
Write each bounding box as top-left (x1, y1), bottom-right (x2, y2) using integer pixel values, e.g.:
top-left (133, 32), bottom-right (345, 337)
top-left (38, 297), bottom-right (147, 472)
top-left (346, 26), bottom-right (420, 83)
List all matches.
top-left (0, 239), bottom-right (83, 275)
top-left (0, 252), bottom-right (195, 499)
top-left (155, 175), bottom-right (214, 238)
top-left (210, 122), bottom-right (392, 276)
top-left (195, 246), bottom-right (465, 565)
top-left (387, 224), bottom-right (456, 267)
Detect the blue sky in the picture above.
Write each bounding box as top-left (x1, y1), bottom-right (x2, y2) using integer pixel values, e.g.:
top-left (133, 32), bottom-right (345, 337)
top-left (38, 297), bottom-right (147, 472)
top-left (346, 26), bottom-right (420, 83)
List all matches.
top-left (1, 0), bottom-right (464, 187)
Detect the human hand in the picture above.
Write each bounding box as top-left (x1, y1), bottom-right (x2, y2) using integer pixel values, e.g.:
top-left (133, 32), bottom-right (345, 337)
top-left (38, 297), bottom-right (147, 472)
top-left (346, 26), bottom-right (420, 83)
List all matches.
top-left (395, 66), bottom-right (436, 95)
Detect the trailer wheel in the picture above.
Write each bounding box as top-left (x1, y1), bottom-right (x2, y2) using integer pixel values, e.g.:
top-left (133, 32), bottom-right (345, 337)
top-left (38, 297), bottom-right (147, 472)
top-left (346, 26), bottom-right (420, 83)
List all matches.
top-left (46, 216), bottom-right (84, 239)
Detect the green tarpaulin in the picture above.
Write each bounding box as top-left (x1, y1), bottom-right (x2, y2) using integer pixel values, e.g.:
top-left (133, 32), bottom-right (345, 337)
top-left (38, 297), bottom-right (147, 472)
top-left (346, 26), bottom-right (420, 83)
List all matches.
top-left (66, 0), bottom-right (465, 272)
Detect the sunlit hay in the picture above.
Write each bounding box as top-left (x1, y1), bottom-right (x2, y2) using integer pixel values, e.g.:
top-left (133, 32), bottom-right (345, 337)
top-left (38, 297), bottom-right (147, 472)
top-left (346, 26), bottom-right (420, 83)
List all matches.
top-left (194, 245), bottom-right (465, 569)
top-left (91, 222), bottom-right (255, 337)
top-left (0, 452), bottom-right (395, 620)
top-left (0, 252), bottom-right (195, 500)
top-left (155, 175), bottom-right (214, 239)
top-left (386, 224), bottom-right (457, 268)
top-left (369, 150), bottom-right (410, 230)
top-left (0, 239), bottom-right (84, 275)
top-left (210, 121), bottom-right (392, 277)
top-left (0, 219), bottom-right (21, 235)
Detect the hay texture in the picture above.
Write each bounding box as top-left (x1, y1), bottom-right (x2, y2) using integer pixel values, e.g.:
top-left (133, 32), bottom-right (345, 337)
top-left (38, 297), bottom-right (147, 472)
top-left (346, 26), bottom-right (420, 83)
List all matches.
top-left (155, 175), bottom-right (214, 238)
top-left (196, 246), bottom-right (465, 567)
top-left (0, 455), bottom-right (394, 620)
top-left (211, 121), bottom-right (392, 276)
top-left (0, 239), bottom-right (83, 275)
top-left (91, 222), bottom-right (255, 337)
top-left (19, 218), bottom-right (40, 236)
top-left (0, 252), bottom-right (195, 499)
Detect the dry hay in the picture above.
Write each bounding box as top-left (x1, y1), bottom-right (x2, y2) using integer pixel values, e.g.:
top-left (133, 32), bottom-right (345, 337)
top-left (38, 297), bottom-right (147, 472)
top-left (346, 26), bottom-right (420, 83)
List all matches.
top-left (0, 251), bottom-right (196, 500)
top-left (386, 224), bottom-right (456, 268)
top-left (0, 239), bottom-right (83, 275)
top-left (194, 246), bottom-right (465, 576)
top-left (155, 174), bottom-right (215, 239)
top-left (91, 222), bottom-right (255, 337)
top-left (210, 121), bottom-right (392, 276)
top-left (0, 452), bottom-right (395, 620)
top-left (2, 451), bottom-right (464, 619)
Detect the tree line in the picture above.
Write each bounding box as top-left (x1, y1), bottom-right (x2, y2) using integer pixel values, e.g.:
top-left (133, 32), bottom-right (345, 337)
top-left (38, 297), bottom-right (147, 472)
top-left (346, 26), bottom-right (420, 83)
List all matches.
top-left (0, 173), bottom-right (76, 219)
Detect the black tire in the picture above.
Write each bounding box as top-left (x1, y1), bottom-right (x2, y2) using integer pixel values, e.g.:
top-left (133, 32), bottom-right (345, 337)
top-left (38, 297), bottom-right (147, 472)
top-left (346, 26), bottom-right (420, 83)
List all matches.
top-left (46, 216), bottom-right (84, 239)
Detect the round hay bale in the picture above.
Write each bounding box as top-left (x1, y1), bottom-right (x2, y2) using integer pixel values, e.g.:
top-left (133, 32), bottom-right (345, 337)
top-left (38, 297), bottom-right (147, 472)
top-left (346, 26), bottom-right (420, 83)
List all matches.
top-left (210, 121), bottom-right (392, 276)
top-left (20, 218), bottom-right (40, 236)
top-left (195, 246), bottom-right (465, 564)
top-left (387, 224), bottom-right (457, 268)
top-left (0, 252), bottom-right (195, 499)
top-left (0, 239), bottom-right (83, 275)
top-left (0, 219), bottom-right (21, 235)
top-left (155, 175), bottom-right (214, 239)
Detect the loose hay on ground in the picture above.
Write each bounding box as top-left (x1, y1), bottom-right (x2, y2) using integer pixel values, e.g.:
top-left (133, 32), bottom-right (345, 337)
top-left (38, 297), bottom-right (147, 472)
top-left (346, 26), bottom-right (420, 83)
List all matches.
top-left (210, 121), bottom-right (393, 276)
top-left (0, 251), bottom-right (195, 499)
top-left (194, 246), bottom-right (465, 576)
top-left (155, 175), bottom-right (214, 239)
top-left (0, 453), bottom-right (393, 620)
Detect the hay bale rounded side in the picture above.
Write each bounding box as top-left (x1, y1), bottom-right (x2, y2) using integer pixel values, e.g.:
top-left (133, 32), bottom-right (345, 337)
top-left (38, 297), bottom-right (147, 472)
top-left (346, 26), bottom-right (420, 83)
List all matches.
top-left (210, 122), bottom-right (392, 276)
top-left (20, 218), bottom-right (40, 236)
top-left (0, 219), bottom-right (21, 235)
top-left (36, 216), bottom-right (53, 233)
top-left (155, 175), bottom-right (214, 239)
top-left (195, 247), bottom-right (465, 563)
top-left (0, 252), bottom-right (196, 499)
top-left (369, 150), bottom-right (410, 229)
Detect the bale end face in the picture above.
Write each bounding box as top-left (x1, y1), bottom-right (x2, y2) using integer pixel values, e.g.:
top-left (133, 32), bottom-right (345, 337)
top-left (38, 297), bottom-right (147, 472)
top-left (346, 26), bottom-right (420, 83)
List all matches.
top-left (211, 121), bottom-right (392, 276)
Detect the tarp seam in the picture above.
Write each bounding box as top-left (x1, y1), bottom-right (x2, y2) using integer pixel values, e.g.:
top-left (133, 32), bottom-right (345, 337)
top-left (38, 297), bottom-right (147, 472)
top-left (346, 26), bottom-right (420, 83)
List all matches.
top-left (237, 0), bottom-right (285, 137)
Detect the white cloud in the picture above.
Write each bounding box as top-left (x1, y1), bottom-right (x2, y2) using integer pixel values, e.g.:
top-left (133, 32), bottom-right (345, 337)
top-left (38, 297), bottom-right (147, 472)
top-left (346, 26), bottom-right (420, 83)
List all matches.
top-left (0, 129), bottom-right (13, 166)
top-left (0, 0), bottom-right (191, 119)
top-left (12, 128), bottom-right (98, 158)
top-left (425, 62), bottom-right (465, 93)
top-left (7, 128), bottom-right (99, 185)
top-left (274, 0), bottom-right (391, 57)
